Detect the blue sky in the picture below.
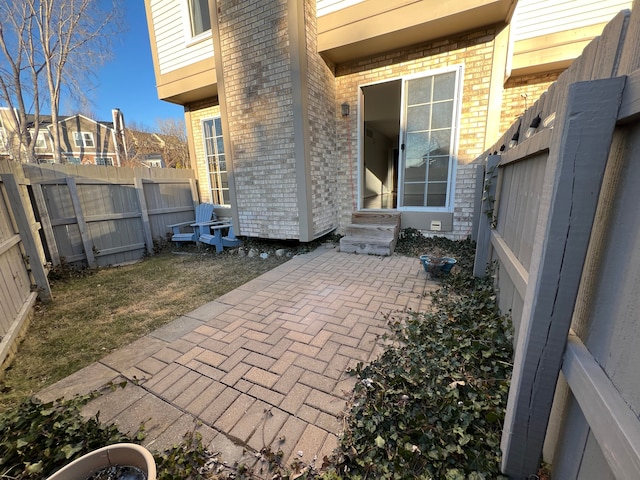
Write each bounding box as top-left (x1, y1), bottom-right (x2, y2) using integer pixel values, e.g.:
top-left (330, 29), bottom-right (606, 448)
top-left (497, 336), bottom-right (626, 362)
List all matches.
top-left (86, 2), bottom-right (184, 129)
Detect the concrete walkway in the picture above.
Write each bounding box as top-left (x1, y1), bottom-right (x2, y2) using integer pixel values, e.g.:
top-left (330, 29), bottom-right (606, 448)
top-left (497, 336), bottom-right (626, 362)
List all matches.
top-left (39, 246), bottom-right (434, 472)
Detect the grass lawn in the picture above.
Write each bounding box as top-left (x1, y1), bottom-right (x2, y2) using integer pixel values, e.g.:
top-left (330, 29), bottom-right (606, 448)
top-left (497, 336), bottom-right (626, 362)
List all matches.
top-left (0, 241), bottom-right (317, 413)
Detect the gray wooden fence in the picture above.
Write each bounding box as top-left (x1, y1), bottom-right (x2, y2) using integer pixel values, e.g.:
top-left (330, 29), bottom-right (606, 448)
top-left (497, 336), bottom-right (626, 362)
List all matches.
top-left (21, 163), bottom-right (199, 268)
top-left (474, 7), bottom-right (640, 479)
top-left (0, 161), bottom-right (51, 374)
top-left (0, 160), bottom-right (200, 376)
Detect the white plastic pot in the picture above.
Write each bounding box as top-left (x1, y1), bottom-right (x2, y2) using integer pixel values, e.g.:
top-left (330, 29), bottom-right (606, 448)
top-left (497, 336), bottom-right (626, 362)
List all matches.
top-left (46, 443), bottom-right (156, 480)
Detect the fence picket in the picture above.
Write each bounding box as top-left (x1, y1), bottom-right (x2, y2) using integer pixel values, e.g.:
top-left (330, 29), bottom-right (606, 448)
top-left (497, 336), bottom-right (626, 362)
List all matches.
top-left (134, 176), bottom-right (155, 255)
top-left (500, 77), bottom-right (626, 478)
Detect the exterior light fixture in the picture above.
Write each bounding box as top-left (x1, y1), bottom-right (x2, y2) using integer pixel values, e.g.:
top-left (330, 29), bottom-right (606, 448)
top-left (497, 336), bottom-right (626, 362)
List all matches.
top-left (509, 126), bottom-right (520, 148)
top-left (341, 102), bottom-right (350, 117)
top-left (526, 114), bottom-right (542, 138)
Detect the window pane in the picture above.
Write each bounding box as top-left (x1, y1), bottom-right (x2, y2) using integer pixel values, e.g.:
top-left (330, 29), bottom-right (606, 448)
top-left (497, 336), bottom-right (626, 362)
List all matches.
top-left (433, 72), bottom-right (456, 101)
top-left (428, 157), bottom-right (449, 182)
top-left (189, 0), bottom-right (211, 36)
top-left (431, 129), bottom-right (451, 155)
top-left (203, 119), bottom-right (213, 136)
top-left (404, 164), bottom-right (426, 182)
top-left (406, 104), bottom-right (430, 132)
top-left (216, 137), bottom-right (225, 154)
top-left (403, 182), bottom-right (426, 206)
top-left (426, 182), bottom-right (447, 207)
top-left (84, 133), bottom-right (94, 147)
top-left (407, 77), bottom-right (432, 105)
top-left (431, 101), bottom-right (453, 129)
top-left (405, 132), bottom-right (430, 167)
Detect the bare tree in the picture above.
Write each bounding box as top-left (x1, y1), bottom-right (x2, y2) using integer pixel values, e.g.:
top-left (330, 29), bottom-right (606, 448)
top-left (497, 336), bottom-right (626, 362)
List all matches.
top-left (0, 0), bottom-right (123, 163)
top-left (123, 118), bottom-right (189, 169)
top-left (29, 0), bottom-right (124, 163)
top-left (0, 2), bottom-right (43, 162)
top-left (156, 117), bottom-right (190, 168)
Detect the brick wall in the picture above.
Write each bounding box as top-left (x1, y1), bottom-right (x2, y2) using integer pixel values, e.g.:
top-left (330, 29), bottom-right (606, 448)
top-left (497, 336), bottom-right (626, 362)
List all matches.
top-left (217, 0), bottom-right (300, 240)
top-left (186, 98), bottom-right (220, 204)
top-left (334, 27), bottom-right (499, 238)
top-left (453, 163), bottom-right (480, 240)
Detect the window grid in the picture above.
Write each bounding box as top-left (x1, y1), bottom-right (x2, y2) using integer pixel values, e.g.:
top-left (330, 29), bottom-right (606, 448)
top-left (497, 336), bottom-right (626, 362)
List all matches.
top-left (401, 69), bottom-right (459, 209)
top-left (73, 132), bottom-right (95, 148)
top-left (203, 117), bottom-right (229, 206)
top-left (95, 157), bottom-right (113, 166)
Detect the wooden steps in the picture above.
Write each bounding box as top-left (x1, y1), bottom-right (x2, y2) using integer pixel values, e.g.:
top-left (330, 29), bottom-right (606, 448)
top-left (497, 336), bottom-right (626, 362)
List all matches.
top-left (339, 212), bottom-right (401, 256)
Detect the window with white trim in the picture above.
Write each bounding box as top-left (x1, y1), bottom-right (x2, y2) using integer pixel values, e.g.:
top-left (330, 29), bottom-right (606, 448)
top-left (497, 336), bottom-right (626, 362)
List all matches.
top-left (64, 154), bottom-right (81, 165)
top-left (202, 117), bottom-right (229, 205)
top-left (33, 131), bottom-right (48, 149)
top-left (73, 131), bottom-right (95, 148)
top-left (95, 157), bottom-right (113, 166)
top-left (187, 0), bottom-right (211, 38)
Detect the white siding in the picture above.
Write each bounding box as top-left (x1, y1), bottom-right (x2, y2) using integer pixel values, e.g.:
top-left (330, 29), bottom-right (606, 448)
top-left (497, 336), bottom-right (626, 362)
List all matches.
top-left (513, 0), bottom-right (632, 41)
top-left (316, 0), bottom-right (365, 16)
top-left (150, 0), bottom-right (214, 75)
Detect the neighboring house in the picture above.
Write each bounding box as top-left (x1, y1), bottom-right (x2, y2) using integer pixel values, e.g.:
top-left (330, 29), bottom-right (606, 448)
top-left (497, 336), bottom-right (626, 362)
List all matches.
top-left (124, 129), bottom-right (189, 168)
top-left (125, 130), bottom-right (167, 167)
top-left (0, 108), bottom-right (128, 166)
top-left (143, 0), bottom-right (631, 241)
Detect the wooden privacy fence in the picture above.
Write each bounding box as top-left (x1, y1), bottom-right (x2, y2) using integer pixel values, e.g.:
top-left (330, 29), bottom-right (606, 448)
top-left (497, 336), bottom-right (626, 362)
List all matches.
top-left (0, 162), bottom-right (51, 373)
top-left (21, 163), bottom-right (199, 268)
top-left (474, 8), bottom-right (640, 480)
top-left (0, 160), bottom-right (200, 375)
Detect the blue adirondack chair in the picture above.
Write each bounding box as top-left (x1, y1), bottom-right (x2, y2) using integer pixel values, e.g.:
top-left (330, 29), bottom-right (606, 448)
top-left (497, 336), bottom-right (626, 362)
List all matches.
top-left (198, 218), bottom-right (241, 253)
top-left (168, 203), bottom-right (216, 243)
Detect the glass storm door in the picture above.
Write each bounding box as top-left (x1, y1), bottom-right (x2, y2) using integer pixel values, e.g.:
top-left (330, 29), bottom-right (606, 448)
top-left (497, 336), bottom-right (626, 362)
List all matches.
top-left (399, 68), bottom-right (460, 210)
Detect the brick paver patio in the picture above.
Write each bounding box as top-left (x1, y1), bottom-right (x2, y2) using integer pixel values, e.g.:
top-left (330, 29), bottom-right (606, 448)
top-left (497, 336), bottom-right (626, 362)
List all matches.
top-left (39, 246), bottom-right (434, 472)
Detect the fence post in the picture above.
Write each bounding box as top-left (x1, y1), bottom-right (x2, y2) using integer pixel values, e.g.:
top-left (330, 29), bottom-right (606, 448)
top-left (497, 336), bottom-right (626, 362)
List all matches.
top-left (67, 177), bottom-right (96, 267)
top-left (189, 178), bottom-right (199, 206)
top-left (500, 77), bottom-right (626, 478)
top-left (31, 183), bottom-right (61, 266)
top-left (134, 177), bottom-right (155, 256)
top-left (1, 174), bottom-right (52, 303)
top-left (473, 154), bottom-right (500, 277)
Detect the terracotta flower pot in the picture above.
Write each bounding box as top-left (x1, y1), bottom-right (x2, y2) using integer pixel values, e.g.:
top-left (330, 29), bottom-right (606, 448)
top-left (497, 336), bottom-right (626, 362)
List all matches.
top-left (46, 443), bottom-right (156, 480)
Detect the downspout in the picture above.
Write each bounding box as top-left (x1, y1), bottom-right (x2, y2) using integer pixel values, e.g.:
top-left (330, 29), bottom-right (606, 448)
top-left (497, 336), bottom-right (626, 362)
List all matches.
top-left (288, 0), bottom-right (314, 242)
